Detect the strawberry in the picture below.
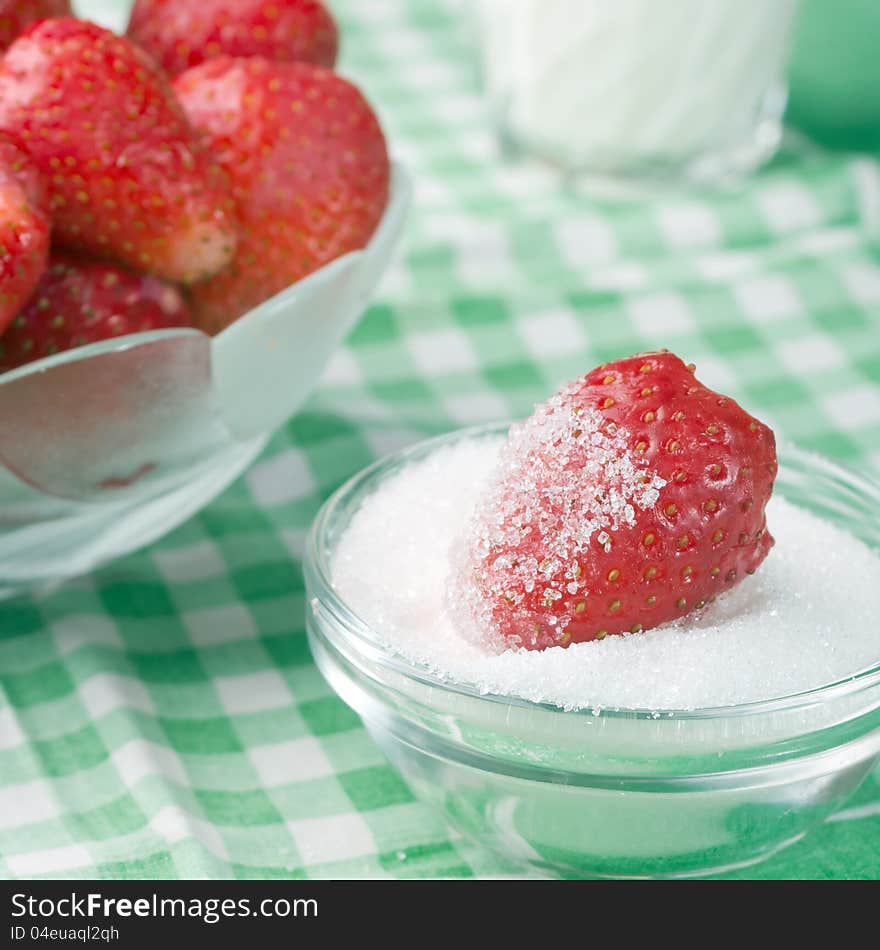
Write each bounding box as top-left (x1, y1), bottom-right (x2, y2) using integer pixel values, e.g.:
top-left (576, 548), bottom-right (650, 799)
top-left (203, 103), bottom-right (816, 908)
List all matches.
top-left (0, 0), bottom-right (71, 51)
top-left (0, 134), bottom-right (50, 335)
top-left (173, 57), bottom-right (390, 333)
top-left (456, 352), bottom-right (777, 650)
top-left (0, 252), bottom-right (190, 373)
top-left (0, 18), bottom-right (236, 284)
top-left (127, 0), bottom-right (338, 77)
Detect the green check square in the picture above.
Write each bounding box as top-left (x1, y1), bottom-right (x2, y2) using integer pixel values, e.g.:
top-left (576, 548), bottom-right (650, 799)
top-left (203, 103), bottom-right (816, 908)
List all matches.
top-left (233, 863), bottom-right (308, 880)
top-left (338, 766), bottom-right (416, 811)
top-left (195, 789), bottom-right (283, 827)
top-left (160, 717), bottom-right (243, 755)
top-left (65, 796), bottom-right (146, 841)
top-left (0, 602), bottom-right (44, 638)
top-left (34, 724), bottom-right (108, 777)
top-left (379, 841), bottom-right (471, 879)
top-left (130, 649), bottom-right (206, 684)
top-left (2, 661), bottom-right (75, 708)
top-left (287, 411), bottom-right (359, 446)
top-left (99, 583), bottom-right (177, 619)
top-left (261, 631), bottom-right (312, 668)
top-left (484, 359), bottom-right (547, 394)
top-left (452, 296), bottom-right (510, 326)
top-left (298, 697), bottom-right (361, 737)
top-left (348, 304), bottom-right (398, 344)
top-left (230, 562), bottom-right (302, 602)
top-left (97, 852), bottom-right (177, 880)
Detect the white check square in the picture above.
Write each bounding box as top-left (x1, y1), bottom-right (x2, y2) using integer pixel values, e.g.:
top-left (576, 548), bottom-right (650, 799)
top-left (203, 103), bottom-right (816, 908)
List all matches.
top-left (79, 673), bottom-right (155, 719)
top-left (0, 779), bottom-right (59, 830)
top-left (408, 328), bottom-right (477, 375)
top-left (247, 449), bottom-right (315, 506)
top-left (735, 276), bottom-right (801, 321)
top-left (154, 541), bottom-right (228, 584)
top-left (150, 805), bottom-right (228, 859)
top-left (111, 739), bottom-right (188, 787)
top-left (287, 813), bottom-right (375, 864)
top-left (183, 603), bottom-right (256, 646)
top-left (249, 737), bottom-right (334, 787)
top-left (657, 203), bottom-right (721, 249)
top-left (628, 292), bottom-right (694, 336)
top-left (757, 181), bottom-right (821, 233)
top-left (841, 262), bottom-right (880, 305)
top-left (778, 337), bottom-right (845, 375)
top-left (7, 844), bottom-right (92, 876)
top-left (215, 670), bottom-right (290, 715)
top-left (0, 705), bottom-right (24, 751)
top-left (517, 309), bottom-right (586, 358)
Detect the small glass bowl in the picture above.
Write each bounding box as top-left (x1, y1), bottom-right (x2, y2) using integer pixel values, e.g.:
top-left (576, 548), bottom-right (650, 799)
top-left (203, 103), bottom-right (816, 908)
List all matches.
top-left (305, 424), bottom-right (880, 879)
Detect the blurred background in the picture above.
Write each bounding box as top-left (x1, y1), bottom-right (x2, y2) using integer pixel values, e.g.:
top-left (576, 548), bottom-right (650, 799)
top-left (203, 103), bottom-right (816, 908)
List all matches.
top-left (787, 0), bottom-right (880, 152)
top-left (76, 0), bottom-right (880, 160)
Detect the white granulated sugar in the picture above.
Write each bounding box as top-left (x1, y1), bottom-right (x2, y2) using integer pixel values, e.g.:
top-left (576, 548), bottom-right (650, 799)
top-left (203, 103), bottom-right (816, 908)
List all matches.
top-left (450, 395), bottom-right (665, 648)
top-left (330, 435), bottom-right (880, 710)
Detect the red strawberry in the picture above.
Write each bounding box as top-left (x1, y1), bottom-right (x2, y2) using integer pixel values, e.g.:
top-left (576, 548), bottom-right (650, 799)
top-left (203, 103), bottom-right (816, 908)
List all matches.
top-left (456, 352), bottom-right (777, 650)
top-left (0, 252), bottom-right (190, 373)
top-left (127, 0), bottom-right (338, 77)
top-left (174, 57), bottom-right (390, 333)
top-left (0, 18), bottom-right (236, 284)
top-left (0, 0), bottom-right (71, 51)
top-left (0, 134), bottom-right (50, 334)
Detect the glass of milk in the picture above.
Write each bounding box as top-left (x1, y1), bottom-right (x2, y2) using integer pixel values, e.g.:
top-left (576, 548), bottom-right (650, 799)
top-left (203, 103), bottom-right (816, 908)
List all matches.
top-left (475, 0), bottom-right (799, 185)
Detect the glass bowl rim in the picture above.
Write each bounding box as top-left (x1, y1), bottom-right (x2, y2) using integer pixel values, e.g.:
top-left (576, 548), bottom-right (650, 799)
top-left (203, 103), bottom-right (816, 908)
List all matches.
top-left (305, 422), bottom-right (880, 722)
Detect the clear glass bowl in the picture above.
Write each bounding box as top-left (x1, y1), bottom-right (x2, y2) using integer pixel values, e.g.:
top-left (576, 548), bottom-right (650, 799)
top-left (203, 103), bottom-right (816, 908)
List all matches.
top-left (0, 163), bottom-right (411, 600)
top-left (305, 424), bottom-right (880, 879)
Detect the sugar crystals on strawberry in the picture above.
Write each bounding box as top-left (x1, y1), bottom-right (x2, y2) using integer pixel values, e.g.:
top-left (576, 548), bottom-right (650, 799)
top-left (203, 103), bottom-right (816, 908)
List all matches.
top-left (455, 352), bottom-right (777, 649)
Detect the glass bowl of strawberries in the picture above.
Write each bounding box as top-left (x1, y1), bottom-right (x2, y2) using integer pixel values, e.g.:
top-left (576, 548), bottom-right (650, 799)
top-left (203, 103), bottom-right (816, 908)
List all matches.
top-left (0, 2), bottom-right (411, 598)
top-left (305, 354), bottom-right (880, 878)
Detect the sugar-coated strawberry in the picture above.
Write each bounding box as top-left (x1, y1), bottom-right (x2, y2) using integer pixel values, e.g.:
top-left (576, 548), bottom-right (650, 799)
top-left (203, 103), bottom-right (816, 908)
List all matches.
top-left (0, 134), bottom-right (50, 335)
top-left (0, 0), bottom-right (71, 51)
top-left (456, 352), bottom-right (777, 650)
top-left (0, 19), bottom-right (236, 284)
top-left (0, 252), bottom-right (190, 373)
top-left (127, 0), bottom-right (338, 77)
top-left (174, 57), bottom-right (390, 333)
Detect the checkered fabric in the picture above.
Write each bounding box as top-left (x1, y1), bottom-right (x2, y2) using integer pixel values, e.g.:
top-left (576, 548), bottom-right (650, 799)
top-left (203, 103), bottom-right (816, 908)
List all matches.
top-left (2, 0), bottom-right (880, 880)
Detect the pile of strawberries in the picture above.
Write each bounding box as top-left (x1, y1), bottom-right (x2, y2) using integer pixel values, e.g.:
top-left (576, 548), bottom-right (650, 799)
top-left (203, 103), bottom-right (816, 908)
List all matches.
top-left (0, 0), bottom-right (390, 373)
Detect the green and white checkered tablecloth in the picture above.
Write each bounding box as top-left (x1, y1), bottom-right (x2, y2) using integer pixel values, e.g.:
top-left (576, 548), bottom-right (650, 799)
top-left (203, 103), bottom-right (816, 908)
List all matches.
top-left (2, 0), bottom-right (880, 880)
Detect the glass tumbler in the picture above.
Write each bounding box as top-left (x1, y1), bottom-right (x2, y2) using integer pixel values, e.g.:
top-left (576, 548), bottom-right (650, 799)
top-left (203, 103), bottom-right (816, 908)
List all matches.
top-left (475, 0), bottom-right (799, 185)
